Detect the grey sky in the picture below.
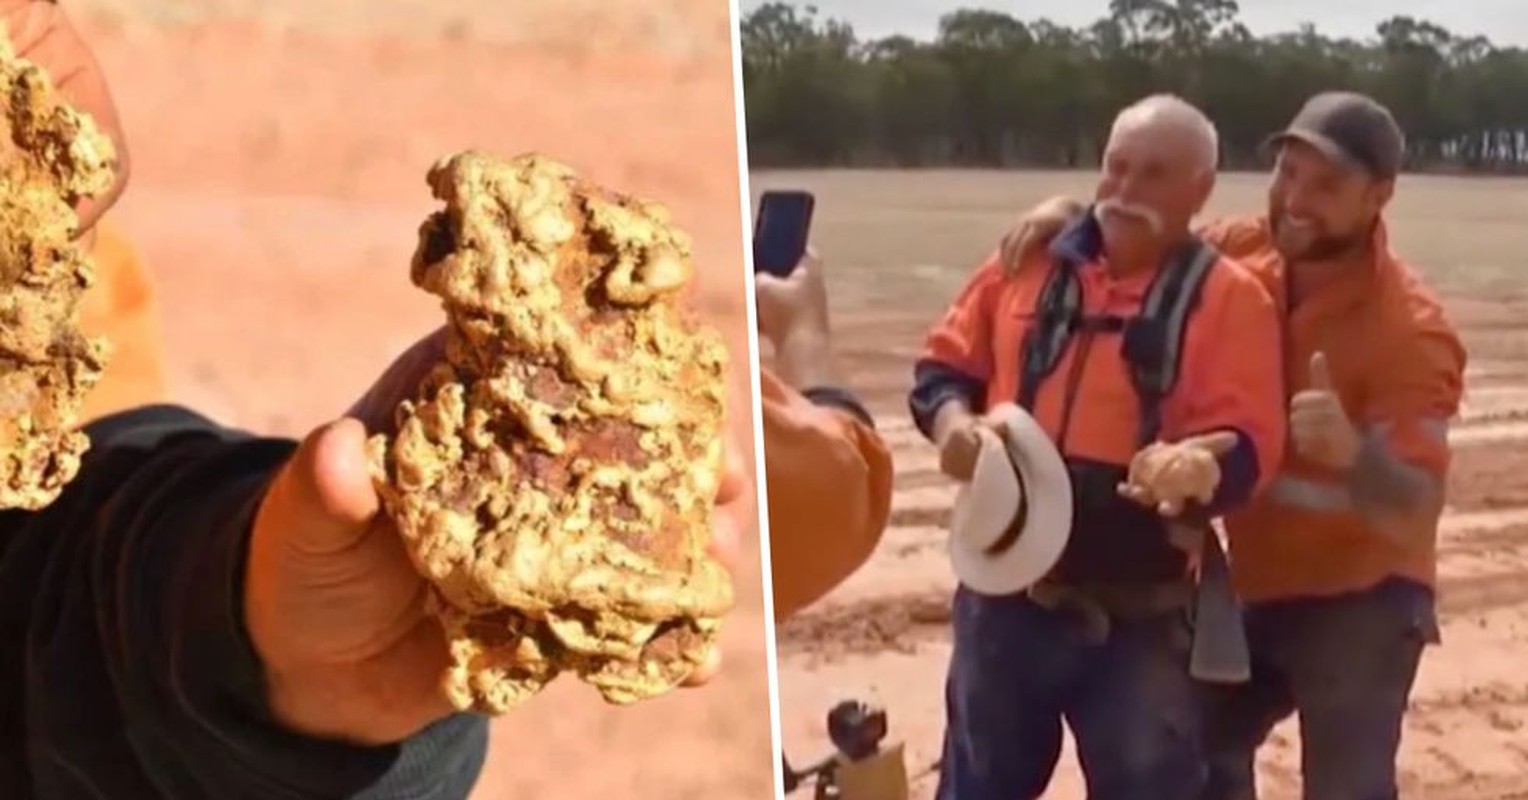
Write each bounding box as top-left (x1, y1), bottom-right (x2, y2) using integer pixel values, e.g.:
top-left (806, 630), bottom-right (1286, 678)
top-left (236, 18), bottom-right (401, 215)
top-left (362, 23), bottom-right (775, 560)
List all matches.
top-left (739, 0), bottom-right (1528, 47)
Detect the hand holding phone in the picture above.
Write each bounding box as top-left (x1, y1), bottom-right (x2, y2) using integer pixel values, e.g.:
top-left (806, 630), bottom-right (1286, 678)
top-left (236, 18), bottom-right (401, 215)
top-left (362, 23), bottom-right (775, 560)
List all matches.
top-left (753, 190), bottom-right (815, 276)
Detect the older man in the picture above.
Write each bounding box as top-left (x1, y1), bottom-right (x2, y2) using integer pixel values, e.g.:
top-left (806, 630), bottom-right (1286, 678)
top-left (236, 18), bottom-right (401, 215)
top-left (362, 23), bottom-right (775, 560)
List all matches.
top-left (910, 94), bottom-right (1285, 799)
top-left (999, 92), bottom-right (1466, 800)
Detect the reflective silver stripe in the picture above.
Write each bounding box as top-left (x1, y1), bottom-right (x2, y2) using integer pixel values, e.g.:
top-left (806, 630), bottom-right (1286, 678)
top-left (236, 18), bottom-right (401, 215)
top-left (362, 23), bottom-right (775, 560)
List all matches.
top-left (1265, 475), bottom-right (1353, 513)
top-left (1364, 416), bottom-right (1451, 444)
top-left (1156, 244), bottom-right (1217, 389)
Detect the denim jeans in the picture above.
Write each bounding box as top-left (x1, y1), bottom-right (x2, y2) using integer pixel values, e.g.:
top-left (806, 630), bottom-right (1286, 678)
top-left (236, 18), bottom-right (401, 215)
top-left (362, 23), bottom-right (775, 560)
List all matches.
top-left (935, 586), bottom-right (1206, 800)
top-left (1201, 577), bottom-right (1436, 800)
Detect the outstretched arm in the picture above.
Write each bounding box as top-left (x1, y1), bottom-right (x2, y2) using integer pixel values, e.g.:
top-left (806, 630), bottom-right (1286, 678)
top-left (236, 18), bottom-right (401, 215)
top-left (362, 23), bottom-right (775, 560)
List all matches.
top-left (764, 371), bottom-right (894, 618)
top-left (0, 405), bottom-right (488, 798)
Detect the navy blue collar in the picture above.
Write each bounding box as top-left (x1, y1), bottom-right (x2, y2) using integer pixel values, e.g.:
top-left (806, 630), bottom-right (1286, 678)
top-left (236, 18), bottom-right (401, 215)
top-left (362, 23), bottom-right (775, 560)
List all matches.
top-left (1049, 206), bottom-right (1104, 267)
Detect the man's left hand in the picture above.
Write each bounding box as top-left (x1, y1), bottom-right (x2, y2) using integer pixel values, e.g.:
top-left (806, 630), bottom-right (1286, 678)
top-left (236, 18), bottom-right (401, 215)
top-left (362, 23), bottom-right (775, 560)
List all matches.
top-left (1119, 430), bottom-right (1238, 516)
top-left (1291, 352), bottom-right (1361, 470)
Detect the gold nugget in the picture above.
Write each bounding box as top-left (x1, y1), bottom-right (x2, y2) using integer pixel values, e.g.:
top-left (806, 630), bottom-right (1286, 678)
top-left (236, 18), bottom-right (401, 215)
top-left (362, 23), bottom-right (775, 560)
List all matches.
top-left (368, 152), bottom-right (733, 713)
top-left (0, 26), bottom-right (116, 510)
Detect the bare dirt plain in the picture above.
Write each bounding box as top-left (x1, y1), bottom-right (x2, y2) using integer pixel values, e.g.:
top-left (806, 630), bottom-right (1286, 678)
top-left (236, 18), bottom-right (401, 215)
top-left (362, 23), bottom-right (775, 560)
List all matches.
top-left (66, 2), bottom-right (769, 798)
top-left (753, 169), bottom-right (1528, 799)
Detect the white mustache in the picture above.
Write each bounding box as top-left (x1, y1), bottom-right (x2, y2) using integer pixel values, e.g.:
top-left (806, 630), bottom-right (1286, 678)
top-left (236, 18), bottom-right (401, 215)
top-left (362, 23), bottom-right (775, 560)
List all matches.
top-left (1095, 199), bottom-right (1164, 235)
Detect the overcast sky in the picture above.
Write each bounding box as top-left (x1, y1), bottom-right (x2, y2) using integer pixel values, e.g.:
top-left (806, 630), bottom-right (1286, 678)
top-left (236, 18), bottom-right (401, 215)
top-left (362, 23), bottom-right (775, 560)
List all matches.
top-left (739, 0), bottom-right (1525, 46)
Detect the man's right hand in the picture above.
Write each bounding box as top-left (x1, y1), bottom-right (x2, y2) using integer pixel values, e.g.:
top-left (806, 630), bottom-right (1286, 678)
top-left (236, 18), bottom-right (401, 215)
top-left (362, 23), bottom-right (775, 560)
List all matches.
top-left (2, 1), bottom-right (130, 236)
top-left (997, 195), bottom-right (1086, 276)
top-left (934, 406), bottom-right (986, 481)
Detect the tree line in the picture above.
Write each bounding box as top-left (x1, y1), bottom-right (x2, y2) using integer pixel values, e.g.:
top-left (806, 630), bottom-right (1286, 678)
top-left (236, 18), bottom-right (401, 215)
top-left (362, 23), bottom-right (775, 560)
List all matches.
top-left (741, 1), bottom-right (1528, 172)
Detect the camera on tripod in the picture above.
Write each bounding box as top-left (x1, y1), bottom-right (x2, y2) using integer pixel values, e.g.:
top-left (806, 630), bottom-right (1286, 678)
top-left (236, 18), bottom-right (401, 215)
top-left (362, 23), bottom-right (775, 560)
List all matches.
top-left (782, 700), bottom-right (907, 800)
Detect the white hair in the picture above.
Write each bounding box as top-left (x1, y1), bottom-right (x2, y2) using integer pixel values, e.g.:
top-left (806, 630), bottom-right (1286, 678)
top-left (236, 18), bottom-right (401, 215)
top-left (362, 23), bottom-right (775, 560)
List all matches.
top-left (1107, 94), bottom-right (1220, 176)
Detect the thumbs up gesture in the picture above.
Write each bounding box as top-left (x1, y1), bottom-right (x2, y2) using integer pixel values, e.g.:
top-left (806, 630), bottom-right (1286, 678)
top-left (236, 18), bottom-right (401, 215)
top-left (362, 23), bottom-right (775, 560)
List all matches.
top-left (1119, 430), bottom-right (1240, 517)
top-left (1290, 352), bottom-right (1361, 470)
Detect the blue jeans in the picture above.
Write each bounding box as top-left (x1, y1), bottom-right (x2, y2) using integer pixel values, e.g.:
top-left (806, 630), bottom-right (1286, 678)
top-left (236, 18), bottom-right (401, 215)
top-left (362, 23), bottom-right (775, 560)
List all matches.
top-left (1201, 577), bottom-right (1436, 800)
top-left (936, 586), bottom-right (1206, 800)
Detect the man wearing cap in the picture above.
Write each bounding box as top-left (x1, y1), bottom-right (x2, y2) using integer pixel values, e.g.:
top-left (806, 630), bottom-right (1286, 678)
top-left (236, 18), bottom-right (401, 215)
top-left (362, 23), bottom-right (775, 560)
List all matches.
top-left (911, 94), bottom-right (1286, 799)
top-left (997, 91), bottom-right (1466, 799)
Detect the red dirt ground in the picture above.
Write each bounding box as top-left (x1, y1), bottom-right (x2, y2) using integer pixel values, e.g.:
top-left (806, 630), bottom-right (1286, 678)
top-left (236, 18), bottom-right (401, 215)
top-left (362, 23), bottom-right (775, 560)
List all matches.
top-left (68, 3), bottom-right (770, 798)
top-left (762, 171), bottom-right (1528, 800)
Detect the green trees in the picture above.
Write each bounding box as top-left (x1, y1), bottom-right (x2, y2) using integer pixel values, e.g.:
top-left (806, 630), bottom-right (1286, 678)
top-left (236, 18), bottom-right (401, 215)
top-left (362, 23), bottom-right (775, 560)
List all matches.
top-left (740, 2), bottom-right (1528, 172)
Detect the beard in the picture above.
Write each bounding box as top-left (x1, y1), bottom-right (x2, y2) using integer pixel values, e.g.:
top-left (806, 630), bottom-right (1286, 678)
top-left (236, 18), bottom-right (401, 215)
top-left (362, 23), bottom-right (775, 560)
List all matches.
top-left (1270, 209), bottom-right (1366, 261)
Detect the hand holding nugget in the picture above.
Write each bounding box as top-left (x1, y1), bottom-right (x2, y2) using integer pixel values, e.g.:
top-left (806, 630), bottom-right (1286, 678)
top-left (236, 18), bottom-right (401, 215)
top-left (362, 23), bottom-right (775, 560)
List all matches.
top-left (1118, 430), bottom-right (1239, 516)
top-left (366, 153), bottom-right (737, 715)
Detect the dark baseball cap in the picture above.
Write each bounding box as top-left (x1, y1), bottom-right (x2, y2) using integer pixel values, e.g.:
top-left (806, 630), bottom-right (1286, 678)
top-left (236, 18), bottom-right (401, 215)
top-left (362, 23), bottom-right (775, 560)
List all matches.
top-left (1264, 92), bottom-right (1406, 179)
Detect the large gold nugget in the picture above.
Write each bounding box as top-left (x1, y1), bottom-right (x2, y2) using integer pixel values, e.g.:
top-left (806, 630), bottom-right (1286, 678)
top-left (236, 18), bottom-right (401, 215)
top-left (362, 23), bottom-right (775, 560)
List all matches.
top-left (368, 152), bottom-right (734, 714)
top-left (0, 26), bottom-right (116, 510)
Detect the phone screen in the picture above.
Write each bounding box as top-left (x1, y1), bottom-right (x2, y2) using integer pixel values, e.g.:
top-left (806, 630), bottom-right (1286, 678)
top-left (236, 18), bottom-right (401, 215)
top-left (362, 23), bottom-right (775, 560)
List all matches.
top-left (752, 191), bottom-right (815, 277)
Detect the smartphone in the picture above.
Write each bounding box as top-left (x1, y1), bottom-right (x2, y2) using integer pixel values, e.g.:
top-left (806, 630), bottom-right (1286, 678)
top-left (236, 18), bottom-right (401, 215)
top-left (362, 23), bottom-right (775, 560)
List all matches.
top-left (752, 190), bottom-right (815, 277)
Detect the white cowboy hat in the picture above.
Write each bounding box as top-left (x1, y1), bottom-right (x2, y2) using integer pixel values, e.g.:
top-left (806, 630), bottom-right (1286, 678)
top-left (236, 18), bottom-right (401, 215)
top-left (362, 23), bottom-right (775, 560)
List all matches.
top-left (947, 402), bottom-right (1073, 596)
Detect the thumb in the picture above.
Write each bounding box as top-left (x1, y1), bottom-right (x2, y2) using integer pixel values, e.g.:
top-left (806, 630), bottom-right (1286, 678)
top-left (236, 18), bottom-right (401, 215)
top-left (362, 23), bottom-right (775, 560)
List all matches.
top-left (1309, 351), bottom-right (1333, 391)
top-left (272, 417), bottom-right (381, 555)
top-left (1180, 430), bottom-right (1239, 457)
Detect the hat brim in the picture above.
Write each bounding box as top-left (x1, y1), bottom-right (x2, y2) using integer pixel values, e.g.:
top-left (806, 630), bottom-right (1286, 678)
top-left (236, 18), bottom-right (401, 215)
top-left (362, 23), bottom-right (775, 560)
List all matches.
top-left (1262, 129), bottom-right (1369, 175)
top-left (947, 403), bottom-right (1073, 596)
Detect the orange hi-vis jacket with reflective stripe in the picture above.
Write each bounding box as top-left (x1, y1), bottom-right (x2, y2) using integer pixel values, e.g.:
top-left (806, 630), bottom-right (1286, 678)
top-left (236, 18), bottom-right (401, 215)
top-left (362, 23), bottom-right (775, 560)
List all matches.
top-left (78, 222), bottom-right (170, 422)
top-left (1202, 214), bottom-right (1466, 602)
top-left (911, 217), bottom-right (1286, 586)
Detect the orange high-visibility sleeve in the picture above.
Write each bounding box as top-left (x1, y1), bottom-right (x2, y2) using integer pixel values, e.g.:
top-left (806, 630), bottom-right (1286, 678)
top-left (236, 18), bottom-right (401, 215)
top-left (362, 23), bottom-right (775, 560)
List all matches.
top-left (921, 255), bottom-right (1006, 387)
top-left (1361, 310), bottom-right (1465, 479)
top-left (911, 255), bottom-right (1010, 436)
top-left (763, 370), bottom-right (894, 619)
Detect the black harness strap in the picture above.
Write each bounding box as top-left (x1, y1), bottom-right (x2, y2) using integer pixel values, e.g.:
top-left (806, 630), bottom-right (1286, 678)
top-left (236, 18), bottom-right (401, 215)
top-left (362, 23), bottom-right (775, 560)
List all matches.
top-left (1016, 239), bottom-right (1219, 440)
top-left (1014, 238), bottom-right (1222, 586)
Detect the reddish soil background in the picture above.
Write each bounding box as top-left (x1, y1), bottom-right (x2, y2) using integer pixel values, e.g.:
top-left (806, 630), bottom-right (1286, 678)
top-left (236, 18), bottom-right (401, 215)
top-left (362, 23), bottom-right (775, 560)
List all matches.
top-left (757, 170), bottom-right (1528, 800)
top-left (69, 2), bottom-right (771, 797)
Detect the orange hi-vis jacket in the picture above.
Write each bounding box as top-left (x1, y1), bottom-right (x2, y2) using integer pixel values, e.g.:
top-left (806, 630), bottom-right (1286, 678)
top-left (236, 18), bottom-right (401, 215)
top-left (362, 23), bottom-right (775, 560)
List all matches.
top-left (78, 223), bottom-right (170, 422)
top-left (763, 370), bottom-right (895, 618)
top-left (912, 216), bottom-right (1286, 586)
top-left (1202, 215), bottom-right (1466, 602)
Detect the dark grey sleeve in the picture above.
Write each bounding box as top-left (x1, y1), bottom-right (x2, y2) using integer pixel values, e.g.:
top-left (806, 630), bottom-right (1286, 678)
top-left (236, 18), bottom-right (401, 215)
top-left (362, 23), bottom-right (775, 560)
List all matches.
top-left (0, 405), bottom-right (487, 799)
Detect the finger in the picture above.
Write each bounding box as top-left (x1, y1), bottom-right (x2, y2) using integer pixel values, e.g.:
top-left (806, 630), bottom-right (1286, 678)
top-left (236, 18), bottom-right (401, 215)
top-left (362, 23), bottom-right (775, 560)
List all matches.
top-left (1180, 430), bottom-right (1239, 457)
top-left (682, 643), bottom-right (723, 688)
top-left (717, 437), bottom-right (749, 506)
top-left (1309, 351), bottom-right (1333, 391)
top-left (1117, 482), bottom-right (1154, 506)
top-left (1126, 445), bottom-right (1157, 487)
top-left (708, 492), bottom-right (747, 574)
top-left (999, 234), bottom-right (1018, 274)
top-left (273, 417), bottom-right (382, 556)
top-left (797, 245), bottom-right (821, 274)
top-left (346, 329), bottom-right (448, 433)
top-left (1134, 447), bottom-right (1169, 489)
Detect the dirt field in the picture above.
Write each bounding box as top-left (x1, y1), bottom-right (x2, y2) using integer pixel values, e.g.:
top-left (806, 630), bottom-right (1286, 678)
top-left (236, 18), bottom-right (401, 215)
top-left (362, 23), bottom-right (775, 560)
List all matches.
top-left (63, 2), bottom-right (769, 797)
top-left (753, 169), bottom-right (1528, 799)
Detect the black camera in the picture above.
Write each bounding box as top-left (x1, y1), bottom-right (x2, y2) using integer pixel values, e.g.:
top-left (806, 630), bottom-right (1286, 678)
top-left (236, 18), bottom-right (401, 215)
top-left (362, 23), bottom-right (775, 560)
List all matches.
top-left (827, 700), bottom-right (888, 760)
